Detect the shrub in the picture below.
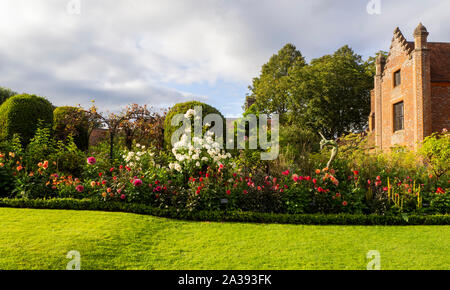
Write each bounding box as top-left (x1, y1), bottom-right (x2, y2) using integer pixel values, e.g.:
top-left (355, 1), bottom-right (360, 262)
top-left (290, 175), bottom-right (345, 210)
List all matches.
top-left (53, 106), bottom-right (89, 151)
top-left (24, 124), bottom-right (57, 168)
top-left (0, 87), bottom-right (17, 106)
top-left (1, 198), bottom-right (449, 225)
top-left (0, 166), bottom-right (15, 197)
top-left (430, 193), bottom-right (450, 214)
top-left (0, 94), bottom-right (53, 146)
top-left (52, 136), bottom-right (86, 176)
top-left (0, 135), bottom-right (22, 197)
top-left (419, 129), bottom-right (450, 181)
top-left (273, 124), bottom-right (319, 175)
top-left (163, 101), bottom-right (225, 150)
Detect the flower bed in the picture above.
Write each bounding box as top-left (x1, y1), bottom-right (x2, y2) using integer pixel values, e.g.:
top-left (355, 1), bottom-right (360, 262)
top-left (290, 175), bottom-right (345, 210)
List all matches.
top-left (0, 110), bottom-right (448, 219)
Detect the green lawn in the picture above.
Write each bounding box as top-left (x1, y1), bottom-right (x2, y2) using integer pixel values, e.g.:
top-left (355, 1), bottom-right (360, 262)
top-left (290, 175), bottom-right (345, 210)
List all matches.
top-left (0, 208), bottom-right (449, 270)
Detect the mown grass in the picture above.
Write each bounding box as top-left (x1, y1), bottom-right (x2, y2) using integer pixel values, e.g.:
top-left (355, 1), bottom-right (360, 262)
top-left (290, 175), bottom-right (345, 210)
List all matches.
top-left (0, 208), bottom-right (449, 270)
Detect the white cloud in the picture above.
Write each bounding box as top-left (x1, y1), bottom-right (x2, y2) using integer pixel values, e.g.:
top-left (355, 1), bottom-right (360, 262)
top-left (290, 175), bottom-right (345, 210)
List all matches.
top-left (0, 0), bottom-right (448, 115)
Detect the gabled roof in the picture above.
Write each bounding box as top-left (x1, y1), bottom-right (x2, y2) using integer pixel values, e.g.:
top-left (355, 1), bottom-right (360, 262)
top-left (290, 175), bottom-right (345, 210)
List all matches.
top-left (384, 25), bottom-right (450, 82)
top-left (405, 41), bottom-right (450, 82)
top-left (382, 28), bottom-right (414, 77)
top-left (428, 42), bottom-right (450, 82)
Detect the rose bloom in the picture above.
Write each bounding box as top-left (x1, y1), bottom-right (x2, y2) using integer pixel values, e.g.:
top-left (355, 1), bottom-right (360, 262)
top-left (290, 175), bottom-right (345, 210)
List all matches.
top-left (120, 194), bottom-right (126, 200)
top-left (87, 157), bottom-right (97, 165)
top-left (75, 185), bottom-right (84, 193)
top-left (133, 179), bottom-right (143, 187)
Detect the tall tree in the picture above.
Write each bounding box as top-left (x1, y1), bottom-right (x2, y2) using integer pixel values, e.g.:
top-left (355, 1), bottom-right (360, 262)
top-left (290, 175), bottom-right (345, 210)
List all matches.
top-left (0, 87), bottom-right (17, 105)
top-left (247, 43), bottom-right (306, 121)
top-left (365, 50), bottom-right (388, 77)
top-left (290, 45), bottom-right (374, 138)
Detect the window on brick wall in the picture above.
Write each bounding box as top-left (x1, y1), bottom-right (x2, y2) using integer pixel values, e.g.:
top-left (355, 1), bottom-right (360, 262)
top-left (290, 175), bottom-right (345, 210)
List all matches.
top-left (393, 101), bottom-right (404, 132)
top-left (394, 70), bottom-right (401, 87)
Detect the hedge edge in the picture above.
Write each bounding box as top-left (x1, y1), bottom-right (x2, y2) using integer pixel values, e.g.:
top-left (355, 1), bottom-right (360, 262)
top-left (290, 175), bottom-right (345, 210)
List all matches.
top-left (0, 198), bottom-right (449, 225)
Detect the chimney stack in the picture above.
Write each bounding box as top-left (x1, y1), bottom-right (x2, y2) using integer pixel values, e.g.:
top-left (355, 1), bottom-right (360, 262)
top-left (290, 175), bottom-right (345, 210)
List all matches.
top-left (414, 22), bottom-right (429, 50)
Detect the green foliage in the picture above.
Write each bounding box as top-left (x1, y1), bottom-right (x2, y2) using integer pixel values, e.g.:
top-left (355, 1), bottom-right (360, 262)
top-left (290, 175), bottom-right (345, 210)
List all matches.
top-left (0, 94), bottom-right (53, 146)
top-left (23, 122), bottom-right (85, 176)
top-left (0, 87), bottom-right (17, 106)
top-left (290, 46), bottom-right (373, 138)
top-left (53, 106), bottom-right (89, 151)
top-left (430, 194), bottom-right (450, 214)
top-left (13, 172), bottom-right (56, 199)
top-left (25, 124), bottom-right (57, 168)
top-left (365, 50), bottom-right (389, 77)
top-left (53, 136), bottom-right (86, 176)
top-left (163, 101), bottom-right (225, 150)
top-left (0, 167), bottom-right (15, 197)
top-left (419, 130), bottom-right (450, 179)
top-left (0, 134), bottom-right (23, 157)
top-left (248, 43), bottom-right (306, 120)
top-left (277, 124), bottom-right (319, 172)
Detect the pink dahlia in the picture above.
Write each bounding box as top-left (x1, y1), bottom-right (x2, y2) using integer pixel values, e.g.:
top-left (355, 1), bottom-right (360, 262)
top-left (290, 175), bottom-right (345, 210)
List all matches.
top-left (133, 179), bottom-right (143, 187)
top-left (87, 157), bottom-right (96, 165)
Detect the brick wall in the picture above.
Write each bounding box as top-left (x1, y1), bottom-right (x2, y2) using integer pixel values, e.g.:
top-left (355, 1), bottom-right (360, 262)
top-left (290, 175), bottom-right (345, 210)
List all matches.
top-left (370, 24), bottom-right (449, 150)
top-left (431, 83), bottom-right (450, 132)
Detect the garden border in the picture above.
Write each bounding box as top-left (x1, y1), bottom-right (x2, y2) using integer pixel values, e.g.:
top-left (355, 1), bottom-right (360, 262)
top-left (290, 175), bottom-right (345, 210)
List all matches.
top-left (0, 198), bottom-right (449, 225)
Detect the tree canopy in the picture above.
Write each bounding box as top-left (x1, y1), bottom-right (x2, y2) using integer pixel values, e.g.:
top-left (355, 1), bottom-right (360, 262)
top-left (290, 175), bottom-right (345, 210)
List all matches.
top-left (247, 44), bottom-right (377, 139)
top-left (291, 45), bottom-right (374, 138)
top-left (247, 43), bottom-right (306, 120)
top-left (0, 87), bottom-right (17, 105)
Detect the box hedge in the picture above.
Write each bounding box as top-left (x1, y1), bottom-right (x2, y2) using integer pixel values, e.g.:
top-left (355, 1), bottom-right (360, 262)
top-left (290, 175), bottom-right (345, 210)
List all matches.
top-left (0, 198), bottom-right (449, 225)
top-left (0, 94), bottom-right (53, 146)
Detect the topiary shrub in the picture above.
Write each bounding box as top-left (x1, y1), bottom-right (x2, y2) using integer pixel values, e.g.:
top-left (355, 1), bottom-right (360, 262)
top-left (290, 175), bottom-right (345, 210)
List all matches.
top-left (53, 106), bottom-right (89, 151)
top-left (163, 101), bottom-right (225, 150)
top-left (0, 94), bottom-right (53, 146)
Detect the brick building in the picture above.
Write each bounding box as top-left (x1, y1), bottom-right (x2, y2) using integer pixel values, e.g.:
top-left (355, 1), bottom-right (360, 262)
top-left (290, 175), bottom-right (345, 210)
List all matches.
top-left (369, 23), bottom-right (450, 150)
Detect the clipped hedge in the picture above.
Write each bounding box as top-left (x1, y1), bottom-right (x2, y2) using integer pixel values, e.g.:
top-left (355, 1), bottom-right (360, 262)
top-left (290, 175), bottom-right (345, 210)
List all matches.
top-left (53, 106), bottom-right (89, 151)
top-left (0, 198), bottom-right (449, 225)
top-left (0, 94), bottom-right (53, 146)
top-left (163, 101), bottom-right (225, 150)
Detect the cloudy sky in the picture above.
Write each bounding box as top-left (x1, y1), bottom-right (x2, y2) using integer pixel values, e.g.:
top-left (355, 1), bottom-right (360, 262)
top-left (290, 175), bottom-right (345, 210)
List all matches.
top-left (0, 0), bottom-right (449, 117)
